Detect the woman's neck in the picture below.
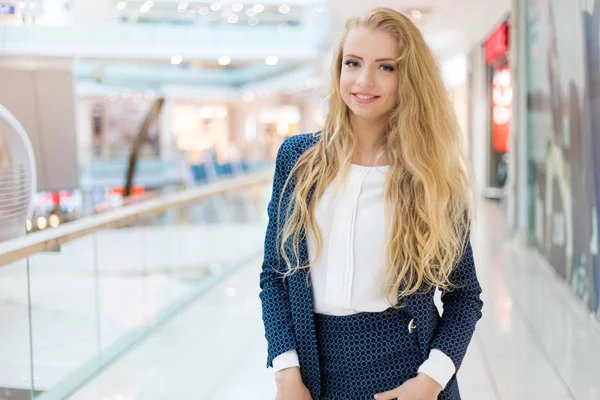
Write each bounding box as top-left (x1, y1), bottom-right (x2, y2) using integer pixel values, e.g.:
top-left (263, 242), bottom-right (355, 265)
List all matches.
top-left (350, 115), bottom-right (389, 166)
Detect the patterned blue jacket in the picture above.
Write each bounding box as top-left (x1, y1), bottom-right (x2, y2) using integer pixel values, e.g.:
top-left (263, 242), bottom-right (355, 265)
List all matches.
top-left (259, 132), bottom-right (483, 400)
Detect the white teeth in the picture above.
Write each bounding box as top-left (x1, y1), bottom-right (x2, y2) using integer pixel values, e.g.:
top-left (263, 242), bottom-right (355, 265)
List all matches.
top-left (355, 94), bottom-right (375, 100)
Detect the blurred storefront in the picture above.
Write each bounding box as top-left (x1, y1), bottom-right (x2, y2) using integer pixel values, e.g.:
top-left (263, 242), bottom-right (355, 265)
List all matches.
top-left (256, 105), bottom-right (301, 158)
top-left (84, 95), bottom-right (161, 162)
top-left (485, 22), bottom-right (512, 193)
top-left (524, 0), bottom-right (600, 318)
top-left (468, 0), bottom-right (600, 320)
top-left (467, 20), bottom-right (513, 201)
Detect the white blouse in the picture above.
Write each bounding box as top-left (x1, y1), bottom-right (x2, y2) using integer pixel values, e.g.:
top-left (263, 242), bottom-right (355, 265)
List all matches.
top-left (272, 164), bottom-right (456, 389)
top-left (309, 164), bottom-right (392, 315)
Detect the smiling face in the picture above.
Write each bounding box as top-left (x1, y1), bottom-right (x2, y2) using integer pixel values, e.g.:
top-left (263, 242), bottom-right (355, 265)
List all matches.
top-left (340, 26), bottom-right (400, 124)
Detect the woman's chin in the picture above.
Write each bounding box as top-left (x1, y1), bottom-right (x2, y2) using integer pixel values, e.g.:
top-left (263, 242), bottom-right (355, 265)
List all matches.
top-left (349, 109), bottom-right (385, 121)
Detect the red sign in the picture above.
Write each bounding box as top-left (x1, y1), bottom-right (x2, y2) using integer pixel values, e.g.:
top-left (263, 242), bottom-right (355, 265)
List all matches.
top-left (492, 68), bottom-right (512, 153)
top-left (485, 23), bottom-right (509, 64)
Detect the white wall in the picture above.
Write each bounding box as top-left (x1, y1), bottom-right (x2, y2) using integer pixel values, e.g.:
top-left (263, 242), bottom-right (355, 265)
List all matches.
top-left (0, 66), bottom-right (80, 191)
top-left (443, 54), bottom-right (470, 151)
top-left (72, 0), bottom-right (116, 24)
top-left (467, 45), bottom-right (491, 197)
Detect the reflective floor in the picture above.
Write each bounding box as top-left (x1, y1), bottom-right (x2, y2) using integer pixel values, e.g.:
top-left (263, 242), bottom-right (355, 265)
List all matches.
top-left (68, 201), bottom-right (600, 400)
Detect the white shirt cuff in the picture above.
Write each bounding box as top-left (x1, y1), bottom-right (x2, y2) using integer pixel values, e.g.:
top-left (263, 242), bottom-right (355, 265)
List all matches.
top-left (417, 349), bottom-right (456, 389)
top-left (272, 349), bottom-right (300, 373)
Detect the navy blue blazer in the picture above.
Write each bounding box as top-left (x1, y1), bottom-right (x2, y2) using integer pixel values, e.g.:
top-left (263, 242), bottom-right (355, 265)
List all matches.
top-left (259, 132), bottom-right (483, 400)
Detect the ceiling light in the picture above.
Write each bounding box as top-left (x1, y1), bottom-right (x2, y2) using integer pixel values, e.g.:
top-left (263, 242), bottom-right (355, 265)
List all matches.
top-left (19, 2), bottom-right (24, 8)
top-left (26, 220), bottom-right (32, 231)
top-left (312, 6), bottom-right (324, 16)
top-left (411, 9), bottom-right (421, 19)
top-left (171, 55), bottom-right (183, 65)
top-left (178, 1), bottom-right (188, 12)
top-left (265, 55), bottom-right (279, 65)
top-left (227, 14), bottom-right (238, 23)
top-left (232, 3), bottom-right (243, 12)
top-left (198, 6), bottom-right (209, 15)
top-left (278, 5), bottom-right (290, 14)
top-left (246, 8), bottom-right (256, 17)
top-left (210, 2), bottom-right (221, 11)
top-left (116, 1), bottom-right (126, 10)
top-left (140, 1), bottom-right (153, 13)
top-left (198, 107), bottom-right (213, 119)
top-left (248, 16), bottom-right (259, 25)
top-left (253, 4), bottom-right (264, 12)
top-left (48, 215), bottom-right (60, 228)
top-left (37, 217), bottom-right (47, 230)
top-left (218, 55), bottom-right (231, 65)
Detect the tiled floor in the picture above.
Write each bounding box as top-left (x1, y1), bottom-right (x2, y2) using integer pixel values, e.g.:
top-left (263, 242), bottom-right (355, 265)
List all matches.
top-left (68, 201), bottom-right (600, 400)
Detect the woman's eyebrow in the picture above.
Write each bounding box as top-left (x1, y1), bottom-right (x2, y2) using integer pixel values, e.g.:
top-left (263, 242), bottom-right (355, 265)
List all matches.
top-left (343, 54), bottom-right (396, 62)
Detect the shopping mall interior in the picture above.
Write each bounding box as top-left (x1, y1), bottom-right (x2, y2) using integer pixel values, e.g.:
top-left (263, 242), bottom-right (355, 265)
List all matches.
top-left (0, 0), bottom-right (599, 399)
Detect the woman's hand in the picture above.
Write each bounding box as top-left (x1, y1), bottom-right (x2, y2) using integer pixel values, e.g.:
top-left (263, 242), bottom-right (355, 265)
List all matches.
top-left (275, 367), bottom-right (312, 400)
top-left (374, 373), bottom-right (442, 400)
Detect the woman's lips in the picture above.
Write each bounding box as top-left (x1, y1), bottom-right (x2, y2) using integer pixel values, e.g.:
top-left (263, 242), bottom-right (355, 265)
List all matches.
top-left (352, 93), bottom-right (380, 104)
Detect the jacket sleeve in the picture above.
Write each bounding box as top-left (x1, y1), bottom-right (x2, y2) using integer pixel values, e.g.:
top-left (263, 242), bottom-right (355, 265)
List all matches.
top-left (429, 233), bottom-right (483, 371)
top-left (259, 140), bottom-right (297, 368)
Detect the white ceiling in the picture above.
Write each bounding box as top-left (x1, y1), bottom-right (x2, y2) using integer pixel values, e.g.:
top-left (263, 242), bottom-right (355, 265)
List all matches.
top-left (328, 0), bottom-right (511, 61)
top-left (113, 0), bottom-right (313, 26)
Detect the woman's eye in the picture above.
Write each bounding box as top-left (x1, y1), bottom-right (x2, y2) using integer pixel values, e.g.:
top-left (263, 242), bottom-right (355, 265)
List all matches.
top-left (380, 64), bottom-right (395, 72)
top-left (344, 60), bottom-right (360, 68)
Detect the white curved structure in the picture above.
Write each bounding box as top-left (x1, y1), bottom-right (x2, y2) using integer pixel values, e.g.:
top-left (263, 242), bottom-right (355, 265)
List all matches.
top-left (0, 105), bottom-right (36, 241)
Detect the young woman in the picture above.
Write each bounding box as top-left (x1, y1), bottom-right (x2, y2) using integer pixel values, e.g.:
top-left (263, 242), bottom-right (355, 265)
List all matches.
top-left (259, 7), bottom-right (483, 400)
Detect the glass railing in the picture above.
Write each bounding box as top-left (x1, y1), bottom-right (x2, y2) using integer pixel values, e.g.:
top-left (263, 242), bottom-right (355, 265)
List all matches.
top-left (0, 169), bottom-right (273, 399)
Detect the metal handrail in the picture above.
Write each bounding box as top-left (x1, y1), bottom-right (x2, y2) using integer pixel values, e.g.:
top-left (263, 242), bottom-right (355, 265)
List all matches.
top-left (0, 169), bottom-right (273, 268)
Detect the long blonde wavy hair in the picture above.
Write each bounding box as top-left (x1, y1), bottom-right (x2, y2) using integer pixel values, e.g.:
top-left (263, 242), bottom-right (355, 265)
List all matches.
top-left (278, 7), bottom-right (473, 305)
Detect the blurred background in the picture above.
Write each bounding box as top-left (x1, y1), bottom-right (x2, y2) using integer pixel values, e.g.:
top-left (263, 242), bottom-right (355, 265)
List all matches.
top-left (0, 0), bottom-right (599, 399)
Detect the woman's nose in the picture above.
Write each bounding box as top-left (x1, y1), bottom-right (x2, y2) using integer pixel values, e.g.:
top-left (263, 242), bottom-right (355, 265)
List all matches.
top-left (356, 69), bottom-right (374, 87)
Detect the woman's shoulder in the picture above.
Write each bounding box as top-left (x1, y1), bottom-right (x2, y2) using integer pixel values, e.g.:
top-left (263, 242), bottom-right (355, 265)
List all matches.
top-left (276, 131), bottom-right (322, 165)
top-left (281, 131), bottom-right (322, 152)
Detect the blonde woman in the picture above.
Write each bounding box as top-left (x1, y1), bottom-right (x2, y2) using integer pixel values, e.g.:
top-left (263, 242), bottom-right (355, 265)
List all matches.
top-left (259, 7), bottom-right (483, 400)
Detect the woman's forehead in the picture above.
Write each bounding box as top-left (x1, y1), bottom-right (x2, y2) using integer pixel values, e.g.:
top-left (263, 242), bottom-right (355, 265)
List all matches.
top-left (343, 27), bottom-right (400, 59)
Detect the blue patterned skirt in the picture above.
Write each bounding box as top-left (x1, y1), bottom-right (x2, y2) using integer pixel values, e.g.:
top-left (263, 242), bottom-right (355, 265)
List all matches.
top-left (315, 307), bottom-right (423, 400)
